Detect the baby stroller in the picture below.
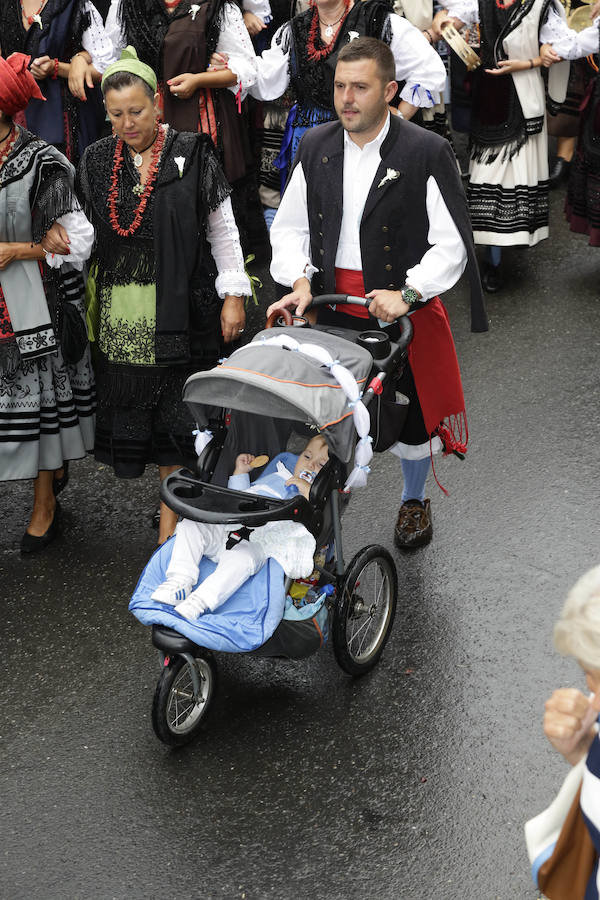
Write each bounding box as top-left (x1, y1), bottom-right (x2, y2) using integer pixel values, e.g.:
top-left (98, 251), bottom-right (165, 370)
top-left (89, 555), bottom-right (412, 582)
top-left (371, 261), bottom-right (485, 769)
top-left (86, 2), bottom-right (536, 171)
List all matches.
top-left (130, 295), bottom-right (413, 746)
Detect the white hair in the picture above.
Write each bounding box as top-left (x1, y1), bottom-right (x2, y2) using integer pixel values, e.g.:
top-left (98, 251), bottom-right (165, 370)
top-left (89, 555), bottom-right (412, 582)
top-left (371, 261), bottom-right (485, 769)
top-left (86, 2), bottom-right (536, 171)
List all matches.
top-left (554, 566), bottom-right (600, 670)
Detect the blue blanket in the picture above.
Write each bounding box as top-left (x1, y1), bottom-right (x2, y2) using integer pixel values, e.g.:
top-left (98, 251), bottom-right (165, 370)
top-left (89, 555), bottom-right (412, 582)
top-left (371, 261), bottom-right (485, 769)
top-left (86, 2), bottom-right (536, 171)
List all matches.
top-left (129, 538), bottom-right (286, 653)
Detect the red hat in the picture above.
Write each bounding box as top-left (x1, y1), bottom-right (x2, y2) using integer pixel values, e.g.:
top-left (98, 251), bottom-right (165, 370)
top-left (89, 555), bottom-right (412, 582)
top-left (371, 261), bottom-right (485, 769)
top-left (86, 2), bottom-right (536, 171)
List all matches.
top-left (0, 53), bottom-right (45, 117)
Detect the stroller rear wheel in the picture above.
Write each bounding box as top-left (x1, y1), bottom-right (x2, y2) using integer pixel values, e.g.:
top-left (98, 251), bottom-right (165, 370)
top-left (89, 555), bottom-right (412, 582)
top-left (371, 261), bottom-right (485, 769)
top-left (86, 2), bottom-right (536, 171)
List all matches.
top-left (152, 653), bottom-right (217, 746)
top-left (333, 545), bottom-right (397, 676)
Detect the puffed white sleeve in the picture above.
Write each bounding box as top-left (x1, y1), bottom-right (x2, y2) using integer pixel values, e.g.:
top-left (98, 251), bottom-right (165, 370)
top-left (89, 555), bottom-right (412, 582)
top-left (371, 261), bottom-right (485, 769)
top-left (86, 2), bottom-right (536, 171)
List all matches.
top-left (390, 14), bottom-right (447, 108)
top-left (444, 0), bottom-right (479, 27)
top-left (104, 0), bottom-right (126, 57)
top-left (206, 197), bottom-right (252, 298)
top-left (216, 3), bottom-right (258, 98)
top-left (269, 162), bottom-right (318, 287)
top-left (249, 23), bottom-right (291, 101)
top-left (44, 207), bottom-right (95, 271)
top-left (404, 175), bottom-right (467, 298)
top-left (82, 1), bottom-right (117, 72)
top-left (242, 0), bottom-right (272, 23)
top-left (540, 6), bottom-right (600, 58)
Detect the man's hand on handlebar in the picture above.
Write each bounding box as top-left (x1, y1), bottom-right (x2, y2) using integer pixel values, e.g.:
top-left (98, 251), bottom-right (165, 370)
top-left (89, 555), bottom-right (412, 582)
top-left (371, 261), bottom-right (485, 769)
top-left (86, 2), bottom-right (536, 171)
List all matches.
top-left (366, 289), bottom-right (411, 323)
top-left (266, 276), bottom-right (314, 322)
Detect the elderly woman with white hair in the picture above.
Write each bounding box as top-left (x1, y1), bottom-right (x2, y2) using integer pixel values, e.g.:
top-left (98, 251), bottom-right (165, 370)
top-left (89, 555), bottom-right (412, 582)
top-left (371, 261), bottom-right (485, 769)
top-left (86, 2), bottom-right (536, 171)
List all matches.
top-left (544, 566), bottom-right (600, 896)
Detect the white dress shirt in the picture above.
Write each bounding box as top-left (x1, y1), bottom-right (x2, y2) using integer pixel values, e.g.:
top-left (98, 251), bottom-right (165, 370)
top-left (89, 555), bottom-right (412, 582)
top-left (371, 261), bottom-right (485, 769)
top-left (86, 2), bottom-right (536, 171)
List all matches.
top-left (270, 114), bottom-right (468, 299)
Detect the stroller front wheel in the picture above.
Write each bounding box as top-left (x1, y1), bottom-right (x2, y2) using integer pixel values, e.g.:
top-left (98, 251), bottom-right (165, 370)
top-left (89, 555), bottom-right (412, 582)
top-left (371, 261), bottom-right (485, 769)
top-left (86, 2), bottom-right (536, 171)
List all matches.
top-left (152, 652), bottom-right (217, 746)
top-left (333, 545), bottom-right (398, 676)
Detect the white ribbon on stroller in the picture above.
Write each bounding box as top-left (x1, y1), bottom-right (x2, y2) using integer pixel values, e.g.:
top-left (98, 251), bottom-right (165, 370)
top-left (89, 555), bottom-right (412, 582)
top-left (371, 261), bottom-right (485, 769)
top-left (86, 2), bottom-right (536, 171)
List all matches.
top-left (258, 334), bottom-right (372, 489)
top-left (192, 428), bottom-right (213, 457)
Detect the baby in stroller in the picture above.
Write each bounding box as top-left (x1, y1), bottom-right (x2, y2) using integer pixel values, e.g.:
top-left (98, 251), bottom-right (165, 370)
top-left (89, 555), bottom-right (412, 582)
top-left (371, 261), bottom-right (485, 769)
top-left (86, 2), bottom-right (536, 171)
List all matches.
top-left (151, 435), bottom-right (329, 621)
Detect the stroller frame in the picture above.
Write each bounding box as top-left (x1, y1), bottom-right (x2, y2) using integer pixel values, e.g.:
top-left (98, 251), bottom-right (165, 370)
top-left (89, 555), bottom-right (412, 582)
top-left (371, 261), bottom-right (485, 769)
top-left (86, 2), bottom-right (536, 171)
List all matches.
top-left (146, 296), bottom-right (413, 746)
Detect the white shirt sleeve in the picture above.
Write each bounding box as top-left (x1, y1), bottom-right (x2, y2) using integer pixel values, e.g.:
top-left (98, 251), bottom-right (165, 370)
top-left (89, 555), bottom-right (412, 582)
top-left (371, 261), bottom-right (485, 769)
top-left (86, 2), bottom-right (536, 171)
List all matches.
top-left (104, 0), bottom-right (126, 58)
top-left (390, 14), bottom-right (447, 107)
top-left (444, 0), bottom-right (479, 27)
top-left (269, 162), bottom-right (319, 287)
top-left (540, 6), bottom-right (600, 58)
top-left (82, 1), bottom-right (116, 73)
top-left (249, 23), bottom-right (291, 100)
top-left (206, 197), bottom-right (252, 297)
top-left (242, 0), bottom-right (272, 23)
top-left (216, 3), bottom-right (258, 98)
top-left (44, 208), bottom-right (95, 271)
top-left (404, 175), bottom-right (468, 299)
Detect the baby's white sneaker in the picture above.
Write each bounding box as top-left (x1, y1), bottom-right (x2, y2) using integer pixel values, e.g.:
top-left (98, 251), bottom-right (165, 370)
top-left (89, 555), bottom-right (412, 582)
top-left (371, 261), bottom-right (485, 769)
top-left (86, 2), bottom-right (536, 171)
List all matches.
top-left (175, 590), bottom-right (211, 621)
top-left (151, 577), bottom-right (194, 606)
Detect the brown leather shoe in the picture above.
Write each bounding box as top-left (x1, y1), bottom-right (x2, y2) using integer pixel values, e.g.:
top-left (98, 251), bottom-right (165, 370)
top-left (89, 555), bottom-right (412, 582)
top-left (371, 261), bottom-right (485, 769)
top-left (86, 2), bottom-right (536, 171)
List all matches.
top-left (394, 499), bottom-right (433, 549)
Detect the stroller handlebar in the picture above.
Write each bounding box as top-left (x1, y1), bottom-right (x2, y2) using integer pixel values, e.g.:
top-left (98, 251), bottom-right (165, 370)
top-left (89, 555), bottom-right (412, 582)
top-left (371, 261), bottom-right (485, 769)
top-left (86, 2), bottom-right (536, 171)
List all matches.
top-left (307, 295), bottom-right (413, 353)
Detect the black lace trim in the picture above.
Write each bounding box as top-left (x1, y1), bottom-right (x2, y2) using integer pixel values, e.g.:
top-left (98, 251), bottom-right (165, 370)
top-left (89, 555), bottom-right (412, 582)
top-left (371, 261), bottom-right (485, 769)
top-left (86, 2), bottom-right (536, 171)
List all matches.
top-left (472, 0), bottom-right (543, 157)
top-left (0, 129), bottom-right (47, 190)
top-left (31, 160), bottom-right (78, 244)
top-left (0, 0), bottom-right (90, 60)
top-left (119, 0), bottom-right (226, 79)
top-left (286, 0), bottom-right (393, 113)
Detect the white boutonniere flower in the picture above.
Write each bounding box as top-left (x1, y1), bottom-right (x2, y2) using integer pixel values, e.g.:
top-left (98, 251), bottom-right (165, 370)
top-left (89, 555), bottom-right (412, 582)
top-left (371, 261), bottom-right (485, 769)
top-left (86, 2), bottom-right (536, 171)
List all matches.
top-left (174, 156), bottom-right (186, 178)
top-left (347, 31), bottom-right (359, 41)
top-left (378, 168), bottom-right (400, 189)
top-left (190, 3), bottom-right (200, 19)
top-left (33, 12), bottom-right (43, 26)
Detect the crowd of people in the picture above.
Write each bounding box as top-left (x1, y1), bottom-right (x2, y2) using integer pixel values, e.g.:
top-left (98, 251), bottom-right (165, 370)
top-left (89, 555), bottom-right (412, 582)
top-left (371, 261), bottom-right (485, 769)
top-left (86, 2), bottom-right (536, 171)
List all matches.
top-left (1, 0), bottom-right (600, 557)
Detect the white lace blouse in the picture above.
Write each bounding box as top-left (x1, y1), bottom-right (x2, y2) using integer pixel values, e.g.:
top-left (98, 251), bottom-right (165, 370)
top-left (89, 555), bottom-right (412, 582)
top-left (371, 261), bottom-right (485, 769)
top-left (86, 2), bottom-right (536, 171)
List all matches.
top-left (104, 0), bottom-right (258, 98)
top-left (250, 12), bottom-right (447, 108)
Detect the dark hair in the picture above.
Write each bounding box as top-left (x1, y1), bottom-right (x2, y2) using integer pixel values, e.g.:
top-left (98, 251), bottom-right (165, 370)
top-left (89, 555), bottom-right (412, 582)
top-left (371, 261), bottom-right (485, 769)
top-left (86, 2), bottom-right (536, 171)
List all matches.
top-left (336, 37), bottom-right (396, 84)
top-left (102, 70), bottom-right (155, 100)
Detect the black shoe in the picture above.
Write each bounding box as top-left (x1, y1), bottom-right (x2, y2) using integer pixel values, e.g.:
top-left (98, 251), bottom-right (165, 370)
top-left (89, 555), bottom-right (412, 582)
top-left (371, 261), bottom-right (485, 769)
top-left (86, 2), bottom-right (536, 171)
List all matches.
top-left (549, 157), bottom-right (571, 189)
top-left (21, 502), bottom-right (60, 554)
top-left (52, 461), bottom-right (69, 497)
top-left (482, 261), bottom-right (504, 294)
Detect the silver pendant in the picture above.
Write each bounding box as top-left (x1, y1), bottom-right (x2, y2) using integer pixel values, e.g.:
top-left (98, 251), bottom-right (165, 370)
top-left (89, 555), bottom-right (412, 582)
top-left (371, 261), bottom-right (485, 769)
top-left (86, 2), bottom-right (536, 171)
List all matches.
top-left (325, 24), bottom-right (333, 38)
top-left (133, 152), bottom-right (143, 168)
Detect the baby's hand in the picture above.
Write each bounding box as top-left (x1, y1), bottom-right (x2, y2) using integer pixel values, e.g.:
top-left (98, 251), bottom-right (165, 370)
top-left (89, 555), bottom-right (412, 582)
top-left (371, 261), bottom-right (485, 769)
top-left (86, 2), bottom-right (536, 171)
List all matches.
top-left (234, 453), bottom-right (255, 475)
top-left (286, 475), bottom-right (310, 499)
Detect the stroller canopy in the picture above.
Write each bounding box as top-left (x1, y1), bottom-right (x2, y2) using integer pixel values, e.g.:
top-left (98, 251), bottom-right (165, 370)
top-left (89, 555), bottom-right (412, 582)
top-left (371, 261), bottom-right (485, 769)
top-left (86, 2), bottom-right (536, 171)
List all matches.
top-left (183, 327), bottom-right (375, 464)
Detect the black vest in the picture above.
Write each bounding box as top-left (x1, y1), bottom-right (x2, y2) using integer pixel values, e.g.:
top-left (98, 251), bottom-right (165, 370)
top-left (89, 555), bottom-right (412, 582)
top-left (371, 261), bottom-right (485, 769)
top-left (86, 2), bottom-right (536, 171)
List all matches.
top-left (292, 115), bottom-right (487, 333)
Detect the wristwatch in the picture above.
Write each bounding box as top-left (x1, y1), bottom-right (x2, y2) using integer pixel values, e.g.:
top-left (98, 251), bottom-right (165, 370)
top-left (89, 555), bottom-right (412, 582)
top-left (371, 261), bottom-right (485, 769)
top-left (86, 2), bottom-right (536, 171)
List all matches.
top-left (401, 285), bottom-right (420, 306)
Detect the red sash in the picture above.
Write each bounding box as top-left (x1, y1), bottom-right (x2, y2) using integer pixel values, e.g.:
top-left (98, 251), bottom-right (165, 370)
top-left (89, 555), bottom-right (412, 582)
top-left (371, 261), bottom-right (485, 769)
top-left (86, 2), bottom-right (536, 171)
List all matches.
top-left (334, 268), bottom-right (468, 457)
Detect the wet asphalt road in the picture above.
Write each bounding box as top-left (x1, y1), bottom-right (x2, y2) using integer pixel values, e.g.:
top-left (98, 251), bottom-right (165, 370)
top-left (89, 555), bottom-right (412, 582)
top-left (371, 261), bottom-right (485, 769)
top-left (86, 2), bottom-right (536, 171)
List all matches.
top-left (2, 187), bottom-right (600, 900)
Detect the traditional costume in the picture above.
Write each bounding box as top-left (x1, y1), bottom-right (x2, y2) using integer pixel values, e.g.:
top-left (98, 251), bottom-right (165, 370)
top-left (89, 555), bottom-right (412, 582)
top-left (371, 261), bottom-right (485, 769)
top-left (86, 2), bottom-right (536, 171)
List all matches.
top-left (250, 1), bottom-right (447, 185)
top-left (104, 0), bottom-right (261, 248)
top-left (270, 112), bottom-right (486, 545)
top-left (0, 0), bottom-right (113, 163)
top-left (543, 16), bottom-right (600, 243)
top-left (77, 50), bottom-right (250, 478)
top-left (445, 0), bottom-right (570, 247)
top-left (0, 53), bottom-right (96, 482)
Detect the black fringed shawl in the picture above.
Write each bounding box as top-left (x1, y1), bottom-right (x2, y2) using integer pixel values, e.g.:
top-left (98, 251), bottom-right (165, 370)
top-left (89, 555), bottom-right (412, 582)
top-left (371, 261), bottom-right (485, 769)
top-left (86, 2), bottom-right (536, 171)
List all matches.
top-left (118, 0), bottom-right (226, 81)
top-left (76, 129), bottom-right (231, 404)
top-left (279, 0), bottom-right (393, 121)
top-left (470, 0), bottom-right (551, 163)
top-left (0, 0), bottom-right (90, 58)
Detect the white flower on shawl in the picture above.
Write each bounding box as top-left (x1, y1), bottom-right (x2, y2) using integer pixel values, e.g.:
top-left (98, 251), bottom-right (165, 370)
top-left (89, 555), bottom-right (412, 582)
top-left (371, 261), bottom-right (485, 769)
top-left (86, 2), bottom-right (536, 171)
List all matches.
top-left (189, 4), bottom-right (200, 19)
top-left (347, 31), bottom-right (360, 41)
top-left (174, 156), bottom-right (186, 178)
top-left (378, 168), bottom-right (400, 189)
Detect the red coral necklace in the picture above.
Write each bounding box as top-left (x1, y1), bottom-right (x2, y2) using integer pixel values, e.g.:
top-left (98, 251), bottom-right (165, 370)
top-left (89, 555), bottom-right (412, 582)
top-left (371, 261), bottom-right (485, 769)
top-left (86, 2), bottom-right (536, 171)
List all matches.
top-left (307, 0), bottom-right (351, 62)
top-left (108, 125), bottom-right (166, 237)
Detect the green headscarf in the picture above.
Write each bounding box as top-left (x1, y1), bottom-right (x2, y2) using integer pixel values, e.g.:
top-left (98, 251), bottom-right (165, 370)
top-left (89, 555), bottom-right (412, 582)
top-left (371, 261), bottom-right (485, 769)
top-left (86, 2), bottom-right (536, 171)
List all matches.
top-left (101, 46), bottom-right (158, 94)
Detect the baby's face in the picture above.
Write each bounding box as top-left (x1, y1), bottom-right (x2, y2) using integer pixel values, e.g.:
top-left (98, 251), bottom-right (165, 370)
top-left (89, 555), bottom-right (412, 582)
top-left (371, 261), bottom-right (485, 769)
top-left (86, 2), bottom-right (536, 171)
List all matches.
top-left (294, 438), bottom-right (329, 483)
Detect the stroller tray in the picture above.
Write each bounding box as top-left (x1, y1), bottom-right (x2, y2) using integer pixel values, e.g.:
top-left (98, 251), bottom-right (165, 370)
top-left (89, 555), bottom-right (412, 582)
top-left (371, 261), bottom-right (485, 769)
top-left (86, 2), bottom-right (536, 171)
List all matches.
top-left (161, 468), bottom-right (314, 528)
